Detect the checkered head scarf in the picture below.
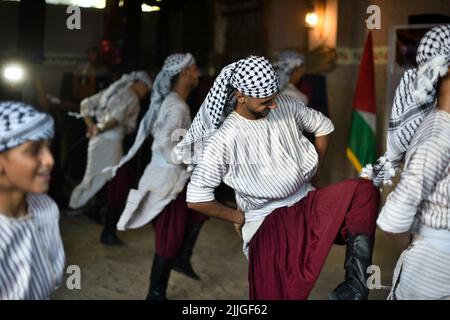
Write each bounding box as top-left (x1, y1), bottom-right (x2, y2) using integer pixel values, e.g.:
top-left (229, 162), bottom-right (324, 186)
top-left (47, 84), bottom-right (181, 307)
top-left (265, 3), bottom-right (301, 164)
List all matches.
top-left (0, 101), bottom-right (54, 153)
top-left (176, 55), bottom-right (279, 170)
top-left (362, 25), bottom-right (450, 187)
top-left (144, 53), bottom-right (196, 132)
top-left (273, 50), bottom-right (305, 91)
top-left (104, 53), bottom-right (195, 177)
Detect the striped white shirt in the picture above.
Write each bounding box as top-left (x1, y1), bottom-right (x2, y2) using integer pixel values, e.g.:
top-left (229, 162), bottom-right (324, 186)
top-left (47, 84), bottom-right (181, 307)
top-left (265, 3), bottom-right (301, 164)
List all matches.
top-left (377, 109), bottom-right (450, 233)
top-left (187, 94), bottom-right (334, 221)
top-left (0, 194), bottom-right (65, 300)
top-left (390, 234), bottom-right (450, 300)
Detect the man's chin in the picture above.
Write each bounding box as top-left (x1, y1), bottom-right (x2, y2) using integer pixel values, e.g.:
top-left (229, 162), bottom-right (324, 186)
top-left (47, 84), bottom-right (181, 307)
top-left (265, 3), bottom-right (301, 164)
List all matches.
top-left (255, 110), bottom-right (270, 119)
top-left (30, 183), bottom-right (50, 194)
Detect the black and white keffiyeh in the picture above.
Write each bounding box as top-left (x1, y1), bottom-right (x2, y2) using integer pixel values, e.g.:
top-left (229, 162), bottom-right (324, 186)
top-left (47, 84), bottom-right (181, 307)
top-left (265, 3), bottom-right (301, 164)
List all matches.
top-left (104, 53), bottom-right (195, 177)
top-left (176, 55), bottom-right (279, 170)
top-left (0, 101), bottom-right (54, 153)
top-left (142, 53), bottom-right (195, 133)
top-left (362, 25), bottom-right (450, 187)
top-left (273, 50), bottom-right (305, 91)
top-left (414, 25), bottom-right (450, 103)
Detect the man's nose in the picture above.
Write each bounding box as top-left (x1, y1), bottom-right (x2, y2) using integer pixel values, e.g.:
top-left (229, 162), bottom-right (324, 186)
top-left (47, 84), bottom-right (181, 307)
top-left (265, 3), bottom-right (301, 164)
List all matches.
top-left (41, 145), bottom-right (55, 170)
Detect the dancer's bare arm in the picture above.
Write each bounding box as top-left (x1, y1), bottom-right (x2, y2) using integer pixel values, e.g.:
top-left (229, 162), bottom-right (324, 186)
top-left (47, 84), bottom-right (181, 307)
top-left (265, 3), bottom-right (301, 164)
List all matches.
top-left (311, 133), bottom-right (330, 187)
top-left (83, 116), bottom-right (97, 138)
top-left (83, 116), bottom-right (95, 129)
top-left (188, 200), bottom-right (244, 224)
top-left (314, 134), bottom-right (330, 164)
top-left (383, 231), bottom-right (412, 251)
top-left (188, 200), bottom-right (245, 239)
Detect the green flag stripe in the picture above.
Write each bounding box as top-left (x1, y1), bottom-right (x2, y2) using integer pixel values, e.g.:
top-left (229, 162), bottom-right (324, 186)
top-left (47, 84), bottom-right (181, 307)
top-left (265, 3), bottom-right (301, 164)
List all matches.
top-left (348, 111), bottom-right (376, 167)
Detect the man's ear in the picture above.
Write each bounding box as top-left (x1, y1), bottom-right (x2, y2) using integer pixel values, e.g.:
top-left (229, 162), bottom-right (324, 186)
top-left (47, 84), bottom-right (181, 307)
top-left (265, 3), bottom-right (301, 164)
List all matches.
top-left (0, 156), bottom-right (5, 175)
top-left (180, 68), bottom-right (188, 79)
top-left (0, 155), bottom-right (11, 189)
top-left (236, 91), bottom-right (245, 104)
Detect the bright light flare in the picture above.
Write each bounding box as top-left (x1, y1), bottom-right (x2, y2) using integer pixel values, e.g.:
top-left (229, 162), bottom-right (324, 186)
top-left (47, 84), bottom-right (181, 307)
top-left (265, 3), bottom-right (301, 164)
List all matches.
top-left (305, 12), bottom-right (319, 28)
top-left (3, 64), bottom-right (25, 83)
top-left (141, 4), bottom-right (160, 12)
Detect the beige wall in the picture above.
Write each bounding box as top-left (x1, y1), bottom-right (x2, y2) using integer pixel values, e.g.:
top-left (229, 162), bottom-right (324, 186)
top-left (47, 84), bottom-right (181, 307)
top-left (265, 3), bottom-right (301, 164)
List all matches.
top-left (266, 0), bottom-right (450, 186)
top-left (265, 0), bottom-right (310, 53)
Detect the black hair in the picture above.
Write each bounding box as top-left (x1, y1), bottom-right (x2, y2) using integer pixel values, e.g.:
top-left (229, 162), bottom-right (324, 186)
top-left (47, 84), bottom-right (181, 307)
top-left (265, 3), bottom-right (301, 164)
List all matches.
top-left (170, 72), bottom-right (182, 88)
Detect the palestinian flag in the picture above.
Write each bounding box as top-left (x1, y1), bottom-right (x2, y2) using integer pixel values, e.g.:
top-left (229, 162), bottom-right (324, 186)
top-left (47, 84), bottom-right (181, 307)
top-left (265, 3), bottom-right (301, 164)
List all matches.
top-left (347, 32), bottom-right (376, 173)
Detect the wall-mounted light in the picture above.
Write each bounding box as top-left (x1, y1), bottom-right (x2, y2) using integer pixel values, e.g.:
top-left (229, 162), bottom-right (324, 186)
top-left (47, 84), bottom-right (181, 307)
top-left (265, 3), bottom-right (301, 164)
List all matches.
top-left (304, 0), bottom-right (338, 67)
top-left (305, 11), bottom-right (319, 28)
top-left (305, 0), bottom-right (321, 29)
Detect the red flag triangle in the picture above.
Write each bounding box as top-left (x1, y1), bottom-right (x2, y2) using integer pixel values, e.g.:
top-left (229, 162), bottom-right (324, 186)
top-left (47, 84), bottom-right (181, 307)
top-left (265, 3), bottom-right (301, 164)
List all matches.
top-left (353, 32), bottom-right (376, 114)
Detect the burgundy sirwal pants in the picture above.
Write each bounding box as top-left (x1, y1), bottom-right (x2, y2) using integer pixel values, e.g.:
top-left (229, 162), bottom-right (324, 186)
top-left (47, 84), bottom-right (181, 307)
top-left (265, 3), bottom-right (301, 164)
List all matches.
top-left (152, 190), bottom-right (209, 259)
top-left (248, 179), bottom-right (379, 300)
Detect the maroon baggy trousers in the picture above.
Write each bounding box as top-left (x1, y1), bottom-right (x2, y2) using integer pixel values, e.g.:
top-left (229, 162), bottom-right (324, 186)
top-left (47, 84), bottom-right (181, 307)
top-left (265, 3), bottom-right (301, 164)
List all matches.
top-left (248, 179), bottom-right (379, 300)
top-left (152, 189), bottom-right (209, 258)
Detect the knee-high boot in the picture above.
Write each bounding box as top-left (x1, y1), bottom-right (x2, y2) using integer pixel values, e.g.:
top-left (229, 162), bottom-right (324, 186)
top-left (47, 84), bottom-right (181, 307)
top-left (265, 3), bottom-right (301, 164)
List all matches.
top-left (329, 234), bottom-right (374, 300)
top-left (172, 221), bottom-right (204, 280)
top-left (100, 205), bottom-right (125, 246)
top-left (146, 254), bottom-right (173, 300)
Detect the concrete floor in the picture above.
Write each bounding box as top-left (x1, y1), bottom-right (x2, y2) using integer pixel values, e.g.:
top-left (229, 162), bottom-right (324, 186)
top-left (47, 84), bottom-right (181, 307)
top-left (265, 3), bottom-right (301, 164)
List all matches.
top-left (52, 211), bottom-right (401, 300)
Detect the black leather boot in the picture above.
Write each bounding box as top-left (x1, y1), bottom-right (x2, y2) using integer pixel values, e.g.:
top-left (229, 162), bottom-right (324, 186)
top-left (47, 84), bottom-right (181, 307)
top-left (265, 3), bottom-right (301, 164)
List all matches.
top-left (86, 203), bottom-right (104, 225)
top-left (172, 221), bottom-right (204, 281)
top-left (84, 199), bottom-right (105, 225)
top-left (86, 189), bottom-right (106, 225)
top-left (146, 254), bottom-right (173, 300)
top-left (329, 234), bottom-right (374, 300)
top-left (100, 206), bottom-right (125, 246)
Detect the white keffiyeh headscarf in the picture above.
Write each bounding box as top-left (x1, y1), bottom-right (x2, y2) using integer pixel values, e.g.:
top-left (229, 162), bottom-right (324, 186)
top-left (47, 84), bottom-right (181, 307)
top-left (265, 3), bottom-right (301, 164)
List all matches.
top-left (0, 101), bottom-right (54, 153)
top-left (73, 70), bottom-right (152, 120)
top-left (100, 71), bottom-right (152, 106)
top-left (362, 25), bottom-right (450, 187)
top-left (273, 50), bottom-right (305, 91)
top-left (176, 55), bottom-right (279, 171)
top-left (104, 53), bottom-right (195, 177)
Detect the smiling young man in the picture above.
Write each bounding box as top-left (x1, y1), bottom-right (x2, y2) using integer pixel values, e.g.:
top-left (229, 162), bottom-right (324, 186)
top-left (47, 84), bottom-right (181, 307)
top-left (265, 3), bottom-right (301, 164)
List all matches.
top-left (0, 101), bottom-right (65, 300)
top-left (177, 56), bottom-right (380, 300)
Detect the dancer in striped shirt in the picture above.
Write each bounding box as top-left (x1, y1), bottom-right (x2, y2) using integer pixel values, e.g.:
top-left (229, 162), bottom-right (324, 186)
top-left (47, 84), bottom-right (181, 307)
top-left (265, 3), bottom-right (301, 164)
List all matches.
top-left (104, 53), bottom-right (208, 300)
top-left (370, 25), bottom-right (450, 300)
top-left (177, 56), bottom-right (380, 300)
top-left (0, 101), bottom-right (65, 300)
